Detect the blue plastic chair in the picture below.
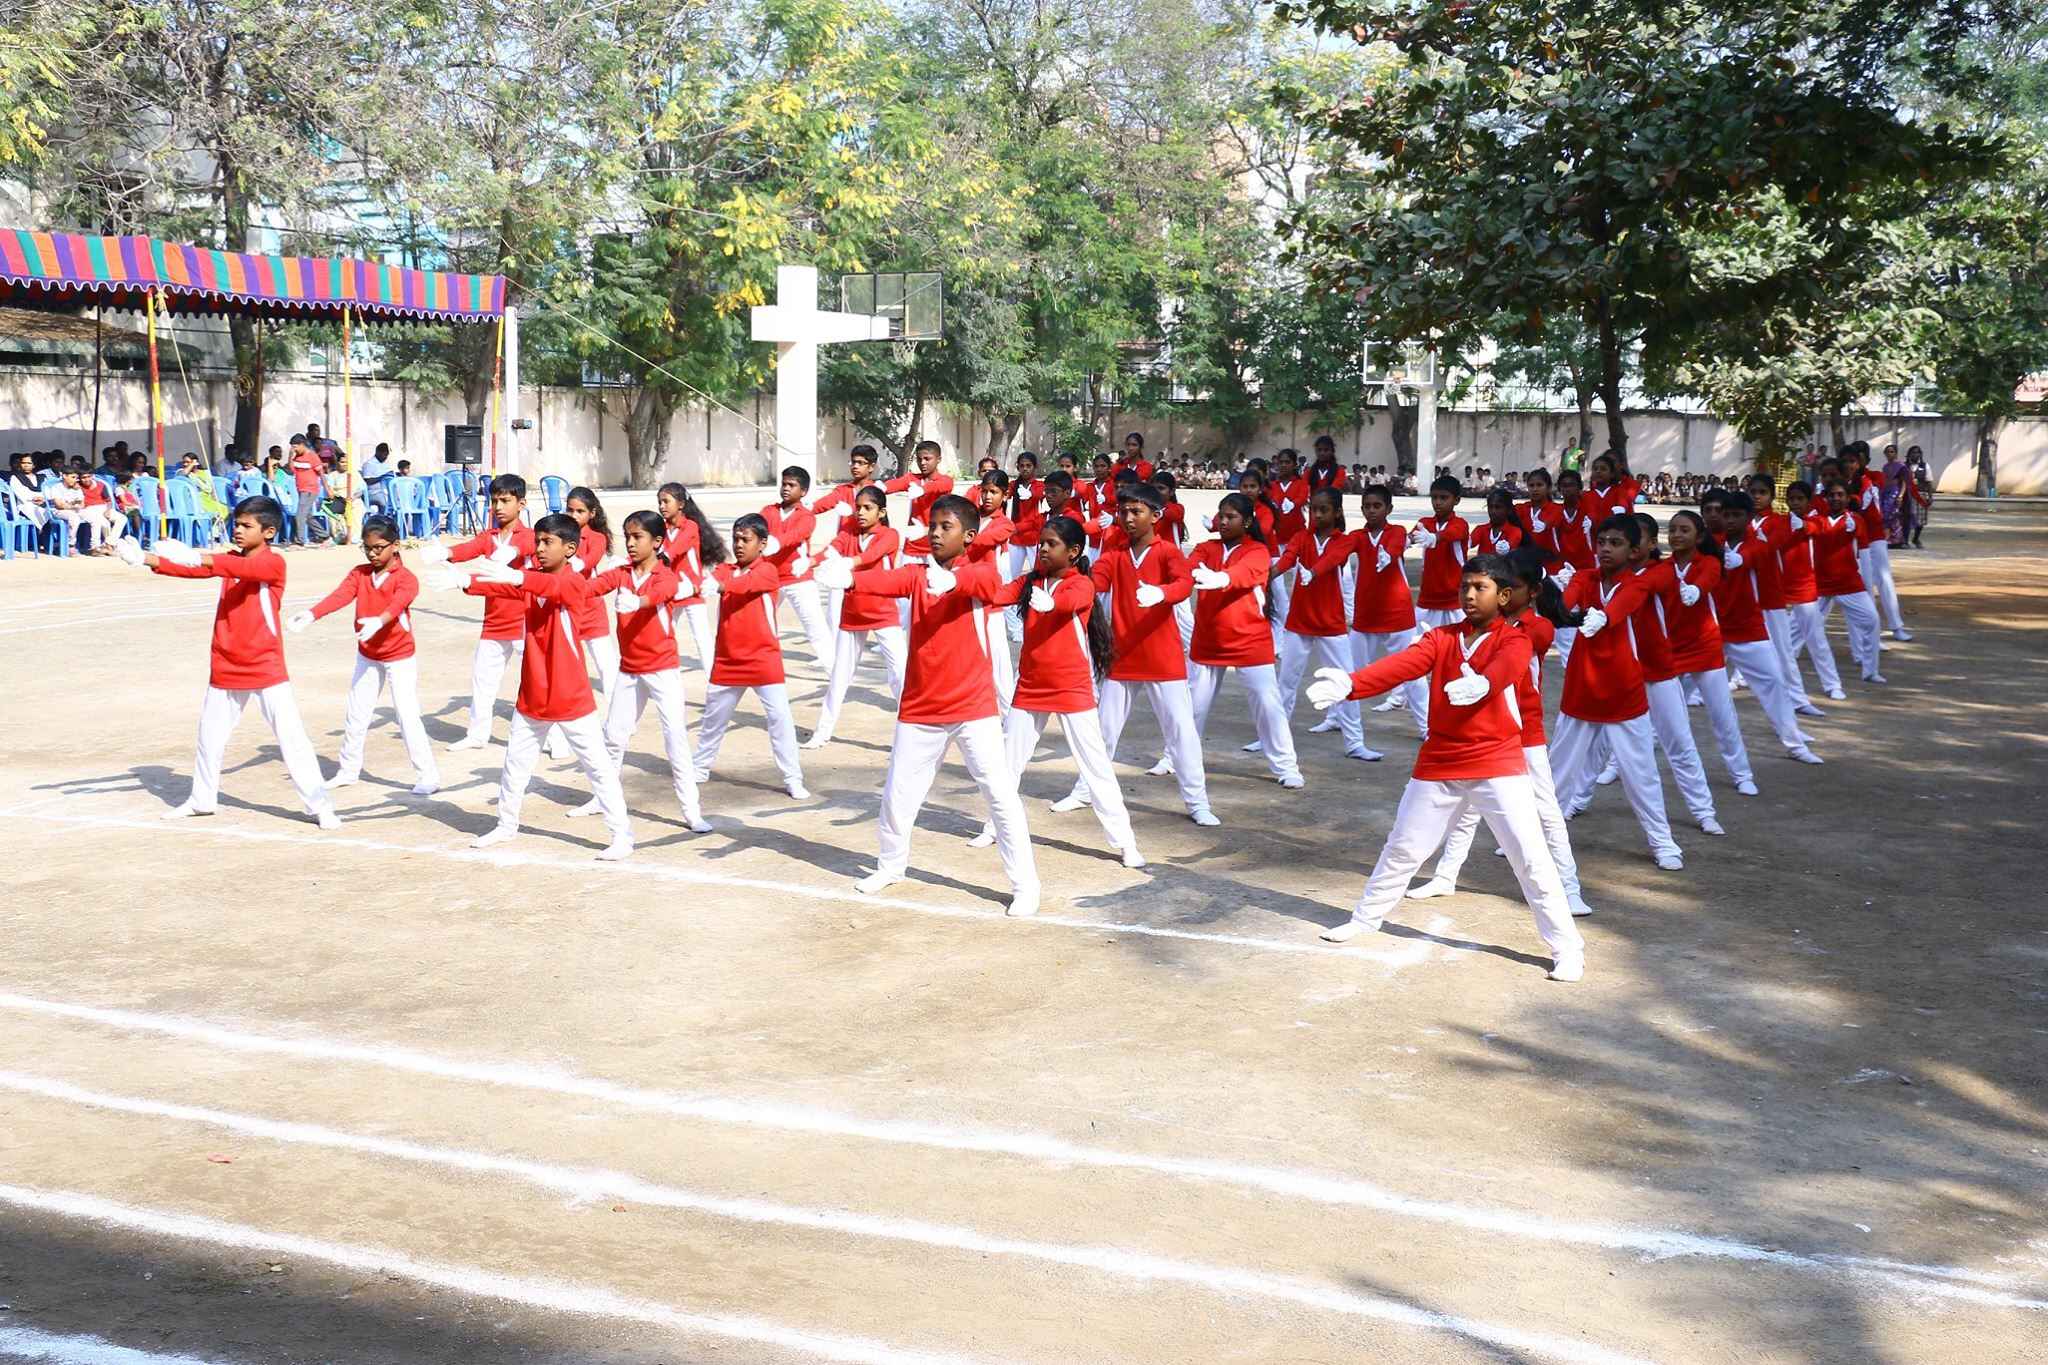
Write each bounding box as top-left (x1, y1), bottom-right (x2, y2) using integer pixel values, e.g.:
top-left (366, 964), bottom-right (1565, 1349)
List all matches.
top-left (0, 486), bottom-right (36, 558)
top-left (130, 476), bottom-right (161, 549)
top-left (424, 473), bottom-right (456, 535)
top-left (163, 478), bottom-right (221, 546)
top-left (392, 475), bottom-right (432, 539)
top-left (540, 474), bottom-right (569, 514)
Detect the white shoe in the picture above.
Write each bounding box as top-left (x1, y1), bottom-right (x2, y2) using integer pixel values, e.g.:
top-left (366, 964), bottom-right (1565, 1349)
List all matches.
top-left (1308, 716), bottom-right (1341, 734)
top-left (801, 734), bottom-right (831, 750)
top-left (409, 778), bottom-right (439, 797)
top-left (1120, 846), bottom-right (1147, 869)
top-left (1826, 687), bottom-right (1847, 701)
top-left (328, 772), bottom-right (359, 789)
top-left (161, 802), bottom-right (215, 820)
top-left (595, 839), bottom-right (634, 862)
top-left (1736, 780), bottom-right (1759, 797)
top-left (1700, 816), bottom-right (1725, 836)
top-left (1548, 951), bottom-right (1585, 982)
top-left (1892, 628), bottom-right (1913, 642)
top-left (471, 826), bottom-right (517, 849)
top-left (1345, 744), bottom-right (1384, 762)
top-left (1278, 772), bottom-right (1305, 789)
top-left (1564, 797), bottom-right (1590, 819)
top-left (854, 870), bottom-right (901, 895)
top-left (967, 826), bottom-right (996, 849)
top-left (1146, 756), bottom-right (1175, 776)
top-left (1594, 763), bottom-right (1619, 786)
top-left (1789, 747), bottom-right (1824, 765)
top-left (1568, 896), bottom-right (1594, 918)
top-left (314, 808), bottom-right (342, 831)
top-left (1795, 703), bottom-right (1826, 718)
top-left (682, 811), bottom-right (713, 834)
top-left (1006, 883), bottom-right (1042, 918)
top-left (564, 795), bottom-right (601, 818)
top-left (1189, 807), bottom-right (1221, 827)
top-left (1492, 845), bottom-right (1507, 857)
top-left (693, 768), bottom-right (711, 783)
top-left (545, 741), bottom-right (570, 761)
top-left (1050, 792), bottom-right (1091, 814)
top-left (786, 783), bottom-right (811, 801)
top-left (1655, 851), bottom-right (1685, 871)
top-left (1687, 694), bottom-right (1705, 708)
top-left (1865, 673), bottom-right (1887, 685)
top-left (1406, 877), bottom-right (1456, 901)
top-left (1321, 918), bottom-right (1379, 943)
top-left (1371, 696), bottom-right (1404, 712)
top-left (448, 734), bottom-right (489, 752)
top-left (1877, 638), bottom-right (1891, 651)
top-left (1241, 739), bottom-right (1265, 753)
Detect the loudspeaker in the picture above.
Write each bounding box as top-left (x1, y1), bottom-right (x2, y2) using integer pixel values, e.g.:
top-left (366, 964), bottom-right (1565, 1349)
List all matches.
top-left (444, 424), bottom-right (484, 466)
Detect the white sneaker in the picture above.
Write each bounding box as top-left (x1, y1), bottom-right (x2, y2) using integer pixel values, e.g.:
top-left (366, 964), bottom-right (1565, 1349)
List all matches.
top-left (328, 772), bottom-right (359, 789)
top-left (1826, 687), bottom-right (1847, 701)
top-left (1308, 716), bottom-right (1341, 734)
top-left (854, 870), bottom-right (900, 895)
top-left (314, 808), bottom-right (342, 831)
top-left (786, 782), bottom-right (811, 801)
top-left (1655, 851), bottom-right (1685, 871)
top-left (1687, 694), bottom-right (1705, 708)
top-left (1892, 628), bottom-right (1913, 642)
top-left (1146, 756), bottom-right (1175, 776)
top-left (682, 811), bottom-right (713, 834)
top-left (1568, 896), bottom-right (1594, 918)
top-left (1405, 877), bottom-right (1456, 901)
top-left (1006, 883), bottom-right (1042, 918)
top-left (471, 826), bottom-right (517, 849)
top-left (448, 734), bottom-right (489, 752)
top-left (801, 734), bottom-right (831, 750)
top-left (1345, 744), bottom-right (1384, 762)
top-left (1565, 796), bottom-right (1591, 819)
top-left (967, 825), bottom-right (996, 849)
top-left (564, 795), bottom-right (601, 819)
top-left (1548, 952), bottom-right (1585, 982)
top-left (1594, 763), bottom-right (1619, 786)
top-left (1795, 703), bottom-right (1826, 718)
top-left (1189, 807), bottom-right (1221, 827)
top-left (409, 778), bottom-right (440, 797)
top-left (1736, 780), bottom-right (1759, 797)
top-left (1866, 673), bottom-right (1887, 685)
top-left (1050, 792), bottom-right (1091, 813)
top-left (1278, 772), bottom-right (1305, 789)
top-left (1321, 918), bottom-right (1380, 943)
top-left (1789, 747), bottom-right (1824, 765)
top-left (1371, 697), bottom-right (1404, 712)
top-left (1120, 846), bottom-right (1147, 869)
top-left (545, 741), bottom-right (570, 761)
top-left (595, 839), bottom-right (634, 862)
top-left (161, 803), bottom-right (215, 820)
top-left (1700, 816), bottom-right (1725, 836)
top-left (1241, 739), bottom-right (1265, 753)
top-left (1492, 845), bottom-right (1507, 857)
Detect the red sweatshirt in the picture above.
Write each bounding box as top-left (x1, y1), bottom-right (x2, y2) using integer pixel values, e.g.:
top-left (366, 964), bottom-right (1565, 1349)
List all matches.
top-left (1349, 525), bottom-right (1415, 632)
top-left (569, 527), bottom-right (611, 640)
top-left (1810, 512), bottom-right (1865, 597)
top-left (709, 560), bottom-right (784, 687)
top-left (1473, 518), bottom-right (1524, 557)
top-left (1583, 476), bottom-right (1640, 526)
top-left (1273, 530), bottom-right (1358, 637)
top-left (1560, 570), bottom-right (1651, 723)
top-left (1187, 538), bottom-right (1274, 667)
top-left (662, 518), bottom-right (705, 600)
top-left (1552, 503), bottom-right (1597, 573)
top-left (1010, 482), bottom-right (1047, 548)
top-left (1091, 538), bottom-right (1194, 682)
top-left (1513, 613), bottom-right (1556, 748)
top-left (466, 568), bottom-right (598, 722)
top-left (849, 562), bottom-right (1007, 724)
top-left (1713, 543), bottom-right (1769, 644)
top-left (1777, 513), bottom-right (1820, 605)
top-left (1745, 521), bottom-right (1788, 612)
top-left (1269, 477), bottom-right (1310, 542)
top-left (1660, 553), bottom-right (1725, 673)
top-left (1517, 498), bottom-right (1564, 556)
top-left (152, 546), bottom-right (289, 690)
top-left (989, 567), bottom-right (1099, 713)
top-left (590, 563), bottom-right (681, 674)
top-left (761, 502), bottom-right (818, 584)
top-left (1631, 559), bottom-right (1680, 685)
top-left (1344, 617), bottom-right (1534, 781)
top-left (882, 472), bottom-right (955, 557)
top-left (1413, 514), bottom-right (1470, 610)
top-left (447, 522), bottom-right (535, 641)
top-left (963, 513), bottom-right (1015, 605)
top-left (829, 526), bottom-right (903, 631)
top-left (309, 560), bottom-right (420, 662)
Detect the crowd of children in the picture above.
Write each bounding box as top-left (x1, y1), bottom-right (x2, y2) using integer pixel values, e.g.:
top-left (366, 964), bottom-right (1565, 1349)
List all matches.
top-left (109, 434), bottom-right (1916, 980)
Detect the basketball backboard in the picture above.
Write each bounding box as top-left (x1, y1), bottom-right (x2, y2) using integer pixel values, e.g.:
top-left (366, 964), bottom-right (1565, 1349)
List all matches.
top-left (1361, 339), bottom-right (1437, 389)
top-left (838, 271), bottom-right (944, 341)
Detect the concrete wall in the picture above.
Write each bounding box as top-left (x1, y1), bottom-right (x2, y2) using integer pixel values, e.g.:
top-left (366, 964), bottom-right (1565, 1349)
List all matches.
top-left (4, 366), bottom-right (2042, 494)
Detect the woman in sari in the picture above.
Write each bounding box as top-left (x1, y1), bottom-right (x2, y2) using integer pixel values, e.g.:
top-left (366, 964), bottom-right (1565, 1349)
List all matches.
top-left (1880, 444), bottom-right (1910, 546)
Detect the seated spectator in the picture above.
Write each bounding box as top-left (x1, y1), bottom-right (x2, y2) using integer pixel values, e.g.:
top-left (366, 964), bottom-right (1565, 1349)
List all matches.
top-left (395, 459), bottom-right (413, 478)
top-left (47, 467), bottom-right (92, 551)
top-left (113, 468), bottom-right (145, 536)
top-left (357, 442), bottom-right (397, 514)
top-left (323, 453), bottom-right (358, 544)
top-left (7, 452), bottom-right (51, 530)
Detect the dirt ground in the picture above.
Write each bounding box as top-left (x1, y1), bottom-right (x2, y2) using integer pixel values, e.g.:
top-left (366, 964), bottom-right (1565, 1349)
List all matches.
top-left (0, 495), bottom-right (2044, 1365)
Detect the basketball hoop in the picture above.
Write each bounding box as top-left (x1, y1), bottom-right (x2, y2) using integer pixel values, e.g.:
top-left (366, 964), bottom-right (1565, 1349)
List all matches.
top-left (838, 270), bottom-right (945, 342)
top-left (892, 337), bottom-right (918, 367)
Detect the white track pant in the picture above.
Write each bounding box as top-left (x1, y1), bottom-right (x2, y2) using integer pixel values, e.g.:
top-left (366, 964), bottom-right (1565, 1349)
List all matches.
top-left (1552, 713), bottom-right (1680, 861)
top-left (336, 654), bottom-right (438, 786)
top-left (693, 683), bottom-right (804, 790)
top-left (989, 616), bottom-right (1017, 717)
top-left (1822, 592), bottom-right (1883, 677)
top-left (1267, 573), bottom-right (1295, 651)
top-left (1791, 600), bottom-right (1841, 693)
top-left (877, 715), bottom-right (1037, 892)
top-left (1681, 666), bottom-right (1753, 786)
top-left (777, 580), bottom-right (835, 670)
top-left (1070, 678), bottom-right (1212, 817)
top-left (547, 636), bottom-right (619, 759)
top-left (1190, 663), bottom-right (1302, 782)
top-left (1763, 608), bottom-right (1813, 708)
top-left (1344, 773), bottom-right (1583, 955)
top-left (187, 683), bottom-right (331, 816)
top-left (1722, 638), bottom-right (1807, 751)
top-left (1416, 607), bottom-right (1462, 630)
top-left (1859, 541), bottom-right (1906, 633)
top-left (495, 711), bottom-right (628, 846)
top-left (1429, 746), bottom-right (1582, 903)
top-left (1553, 625), bottom-right (1578, 671)
top-left (1349, 629), bottom-right (1429, 736)
top-left (464, 638), bottom-right (522, 743)
top-left (811, 625), bottom-right (909, 744)
top-left (1644, 677), bottom-right (1717, 823)
top-left (1002, 706), bottom-right (1137, 853)
top-left (602, 668), bottom-right (702, 821)
top-left (1277, 631), bottom-right (1363, 746)
top-left (670, 600), bottom-right (715, 675)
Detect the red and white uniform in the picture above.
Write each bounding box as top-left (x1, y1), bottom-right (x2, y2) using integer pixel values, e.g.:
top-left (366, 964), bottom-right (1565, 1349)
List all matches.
top-left (883, 472), bottom-right (955, 558)
top-left (692, 558), bottom-right (805, 793)
top-left (589, 563), bottom-right (681, 675)
top-left (1810, 512), bottom-right (1865, 597)
top-left (1473, 518), bottom-right (1524, 556)
top-left (1349, 525), bottom-right (1414, 634)
top-left (449, 522), bottom-right (535, 641)
top-left (1273, 531), bottom-right (1356, 638)
top-left (1552, 569), bottom-right (1681, 863)
top-left (761, 502), bottom-right (819, 585)
top-left (1186, 537), bottom-right (1299, 784)
top-left (310, 562), bottom-right (419, 661)
top-left (1660, 554), bottom-right (1725, 674)
top-left (1268, 477), bottom-right (1311, 543)
top-left (1413, 514), bottom-right (1470, 614)
top-left (1552, 502), bottom-right (1597, 574)
top-left (312, 559), bottom-right (436, 789)
top-left (809, 526), bottom-right (910, 747)
top-left (586, 560), bottom-right (704, 826)
top-left (1517, 498), bottom-right (1564, 557)
top-left (1583, 475), bottom-right (1640, 526)
top-left (1714, 535), bottom-right (1814, 755)
top-left (848, 562), bottom-right (1006, 724)
top-left (1343, 619), bottom-right (1531, 780)
top-left (567, 527), bottom-right (611, 641)
top-left (1305, 459), bottom-right (1347, 494)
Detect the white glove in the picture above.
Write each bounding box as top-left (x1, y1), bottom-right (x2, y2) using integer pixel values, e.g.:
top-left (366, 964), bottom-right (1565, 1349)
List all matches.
top-left (1529, 513), bottom-right (1547, 534)
top-left (286, 609), bottom-right (315, 634)
top-left (1412, 529), bottom-right (1437, 550)
top-left (1029, 584), bottom-right (1056, 612)
top-left (154, 538), bottom-right (201, 567)
top-left (1678, 582), bottom-right (1701, 607)
top-left (699, 571), bottom-right (722, 600)
top-left (671, 575), bottom-right (700, 603)
top-left (1375, 549), bottom-right (1392, 572)
top-left (613, 593), bottom-right (643, 612)
top-left (1296, 565), bottom-right (1314, 586)
top-left (923, 563), bottom-right (957, 596)
top-left (760, 535), bottom-right (781, 558)
top-left (1190, 565), bottom-right (1229, 591)
top-left (1722, 548), bottom-right (1744, 570)
top-left (1202, 515), bottom-right (1216, 532)
top-left (1095, 512), bottom-right (1113, 531)
top-left (568, 555), bottom-right (587, 573)
top-left (792, 551), bottom-right (811, 578)
top-left (1281, 498), bottom-right (1297, 514)
top-left (810, 556), bottom-right (855, 590)
top-left (904, 520), bottom-right (926, 541)
top-left (354, 616), bottom-right (384, 644)
top-left (470, 556), bottom-right (524, 585)
top-left (1134, 582), bottom-right (1166, 608)
top-left (1579, 607), bottom-right (1609, 638)
top-left (1305, 666), bottom-right (1352, 710)
top-left (425, 567), bottom-right (470, 593)
top-left (598, 553), bottom-right (627, 573)
top-left (114, 538), bottom-right (146, 567)
top-left (1552, 562), bottom-right (1577, 587)
top-left (488, 541), bottom-right (517, 566)
top-left (906, 480), bottom-right (924, 499)
top-left (416, 542), bottom-right (452, 567)
top-left (1443, 663), bottom-right (1490, 706)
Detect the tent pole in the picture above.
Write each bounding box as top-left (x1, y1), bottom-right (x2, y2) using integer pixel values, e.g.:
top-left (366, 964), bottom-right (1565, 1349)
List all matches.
top-left (148, 289), bottom-right (167, 537)
top-left (343, 304), bottom-right (357, 542)
top-left (89, 304), bottom-right (103, 461)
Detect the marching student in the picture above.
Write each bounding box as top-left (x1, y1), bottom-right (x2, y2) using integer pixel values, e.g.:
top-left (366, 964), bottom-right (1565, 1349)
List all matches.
top-left (114, 496), bottom-right (340, 828)
top-left (966, 471), bottom-right (1018, 708)
top-left (813, 494), bottom-right (1041, 915)
top-left (423, 473), bottom-right (533, 751)
top-left (1473, 486), bottom-right (1525, 556)
top-left (1550, 514), bottom-right (1684, 869)
top-left (1813, 480), bottom-right (1886, 684)
top-left (1345, 483), bottom-right (1431, 734)
top-left (1307, 554), bottom-right (1585, 981)
top-left (1551, 469), bottom-right (1598, 576)
top-left (1658, 510), bottom-right (1761, 794)
top-left (458, 513), bottom-right (632, 859)
top-left (884, 439), bottom-right (956, 569)
top-left (1410, 475), bottom-right (1470, 629)
top-left (762, 465), bottom-right (834, 670)
top-left (1781, 481), bottom-right (1846, 700)
top-left (1407, 549), bottom-right (1592, 918)
top-left (1846, 443), bottom-right (1911, 640)
top-left (1516, 468), bottom-right (1563, 557)
top-left (1080, 453), bottom-right (1118, 553)
top-left (1187, 492), bottom-right (1304, 788)
top-left (1265, 448), bottom-right (1310, 630)
top-left (1272, 487), bottom-right (1377, 760)
top-left (1745, 474), bottom-right (1824, 718)
top-left (691, 513), bottom-right (809, 799)
top-left (1007, 450), bottom-right (1044, 580)
top-left (806, 485), bottom-right (908, 748)
top-left (1232, 464), bottom-right (1280, 544)
top-left (1305, 434), bottom-right (1347, 493)
top-left (657, 481), bottom-right (725, 674)
top-left (1050, 480), bottom-right (1218, 826)
top-left (801, 445), bottom-right (880, 635)
top-left (1715, 493), bottom-right (1824, 765)
top-left (564, 510), bottom-right (711, 833)
top-left (288, 515), bottom-right (439, 797)
top-left (1582, 451), bottom-right (1641, 525)
top-left (563, 485), bottom-right (620, 693)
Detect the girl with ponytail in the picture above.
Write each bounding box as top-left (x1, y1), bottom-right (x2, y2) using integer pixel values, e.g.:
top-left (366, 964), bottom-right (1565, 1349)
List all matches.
top-left (1185, 492), bottom-right (1304, 788)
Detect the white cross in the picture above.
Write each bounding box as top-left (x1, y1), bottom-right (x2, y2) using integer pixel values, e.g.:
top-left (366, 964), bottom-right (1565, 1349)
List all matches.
top-left (752, 264), bottom-right (892, 484)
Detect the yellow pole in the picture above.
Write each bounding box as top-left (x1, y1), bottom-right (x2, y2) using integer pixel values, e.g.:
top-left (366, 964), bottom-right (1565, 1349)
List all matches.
top-left (147, 288), bottom-right (167, 538)
top-left (343, 305), bottom-right (357, 541)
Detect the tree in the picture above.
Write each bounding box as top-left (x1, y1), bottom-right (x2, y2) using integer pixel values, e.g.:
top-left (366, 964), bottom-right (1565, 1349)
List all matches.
top-left (1488, 315), bottom-right (1605, 453)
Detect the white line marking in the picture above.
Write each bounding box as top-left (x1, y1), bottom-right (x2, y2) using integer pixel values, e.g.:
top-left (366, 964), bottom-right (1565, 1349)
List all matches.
top-left (0, 804), bottom-right (1409, 962)
top-left (0, 1324), bottom-right (238, 1365)
top-left (2, 991), bottom-right (2037, 1312)
top-left (0, 1071), bottom-right (1659, 1364)
top-left (0, 1184), bottom-right (1003, 1365)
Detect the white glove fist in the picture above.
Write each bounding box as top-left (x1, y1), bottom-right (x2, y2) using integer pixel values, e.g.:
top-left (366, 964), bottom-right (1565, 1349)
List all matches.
top-left (904, 520), bottom-right (926, 541)
top-left (1305, 666), bottom-right (1352, 710)
top-left (906, 480), bottom-right (924, 499)
top-left (425, 567), bottom-right (468, 593)
top-left (1190, 566), bottom-right (1229, 591)
top-left (810, 557), bottom-right (855, 591)
top-left (1281, 498), bottom-right (1296, 514)
top-left (286, 609), bottom-right (315, 634)
top-left (1134, 582), bottom-right (1166, 608)
top-left (671, 576), bottom-right (700, 603)
top-left (1296, 565), bottom-right (1314, 587)
top-left (1529, 514), bottom-right (1547, 534)
top-left (614, 593), bottom-right (643, 612)
top-left (114, 538), bottom-right (146, 567)
top-left (1552, 563), bottom-right (1577, 587)
top-left (1579, 607), bottom-right (1609, 638)
top-left (354, 616), bottom-right (384, 643)
top-left (760, 535), bottom-right (782, 558)
top-left (1095, 512), bottom-right (1113, 530)
top-left (1375, 549), bottom-right (1392, 572)
top-left (471, 557), bottom-right (524, 585)
top-left (417, 542), bottom-right (452, 567)
top-left (792, 553), bottom-right (811, 579)
top-left (923, 564), bottom-right (957, 596)
top-left (1443, 663), bottom-right (1490, 706)
top-left (487, 541), bottom-right (517, 566)
top-left (1413, 529), bottom-right (1437, 550)
top-left (1722, 549), bottom-right (1744, 570)
top-left (1029, 584), bottom-right (1056, 612)
top-left (155, 538), bottom-right (201, 567)
top-left (1678, 582), bottom-right (1701, 607)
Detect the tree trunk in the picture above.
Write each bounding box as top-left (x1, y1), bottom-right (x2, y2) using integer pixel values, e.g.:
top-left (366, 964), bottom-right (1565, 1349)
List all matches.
top-left (895, 379), bottom-right (929, 468)
top-left (625, 387), bottom-right (678, 486)
top-left (1590, 295), bottom-right (1627, 461)
top-left (984, 408), bottom-right (1024, 463)
top-left (1975, 415), bottom-right (1999, 497)
top-left (1827, 402), bottom-right (1847, 454)
top-left (461, 325), bottom-right (495, 424)
top-left (221, 169), bottom-right (263, 459)
top-left (1568, 366), bottom-right (1595, 453)
top-left (1382, 385), bottom-right (1418, 473)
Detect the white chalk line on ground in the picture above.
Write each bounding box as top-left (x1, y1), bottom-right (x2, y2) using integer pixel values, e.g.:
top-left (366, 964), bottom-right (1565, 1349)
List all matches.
top-left (0, 1071), bottom-right (1655, 1365)
top-left (0, 803), bottom-right (1418, 963)
top-left (2, 992), bottom-right (2038, 1314)
top-left (0, 1323), bottom-right (241, 1365)
top-left (0, 1185), bottom-right (1005, 1365)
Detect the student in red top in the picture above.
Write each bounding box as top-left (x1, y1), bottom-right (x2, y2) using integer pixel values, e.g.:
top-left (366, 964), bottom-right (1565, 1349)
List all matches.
top-left (117, 494), bottom-right (338, 828)
top-left (1187, 492), bottom-right (1302, 788)
top-left (1516, 468), bottom-right (1564, 556)
top-left (1406, 549), bottom-right (1592, 918)
top-left (1006, 451), bottom-right (1045, 582)
top-left (1745, 474), bottom-right (1824, 717)
top-left (562, 485), bottom-right (620, 698)
top-left (1230, 465), bottom-right (1280, 546)
top-left (1305, 434), bottom-right (1347, 493)
top-left (1112, 431), bottom-right (1155, 484)
top-left (1411, 475), bottom-right (1471, 628)
top-left (807, 486), bottom-right (908, 748)
top-left (690, 513), bottom-right (808, 799)
top-left (882, 439), bottom-right (955, 566)
top-left (1716, 493), bottom-right (1824, 766)
top-left (459, 511), bottom-right (632, 859)
top-left (421, 473), bottom-right (534, 750)
top-left (1780, 481), bottom-right (1847, 699)
top-left (1811, 479), bottom-right (1884, 683)
top-left (804, 444), bottom-right (881, 533)
top-left (656, 480), bottom-right (726, 674)
top-left (967, 471), bottom-right (1019, 711)
top-left (1076, 454), bottom-right (1116, 551)
top-left (971, 514), bottom-right (1145, 865)
top-left (815, 493), bottom-right (1040, 915)
top-left (1582, 451), bottom-right (1641, 525)
top-left (1473, 487), bottom-right (1525, 556)
top-left (1049, 481), bottom-right (1216, 826)
top-left (1307, 554), bottom-right (1585, 979)
top-left (1844, 442), bottom-right (1910, 641)
top-left (288, 514), bottom-right (439, 796)
top-left (1272, 488), bottom-right (1376, 760)
top-left (285, 434), bottom-right (325, 546)
top-left (759, 465), bottom-right (833, 669)
top-left (1345, 482), bottom-right (1429, 737)
top-left (1550, 514), bottom-right (1683, 868)
top-left (1655, 508), bottom-right (1762, 796)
